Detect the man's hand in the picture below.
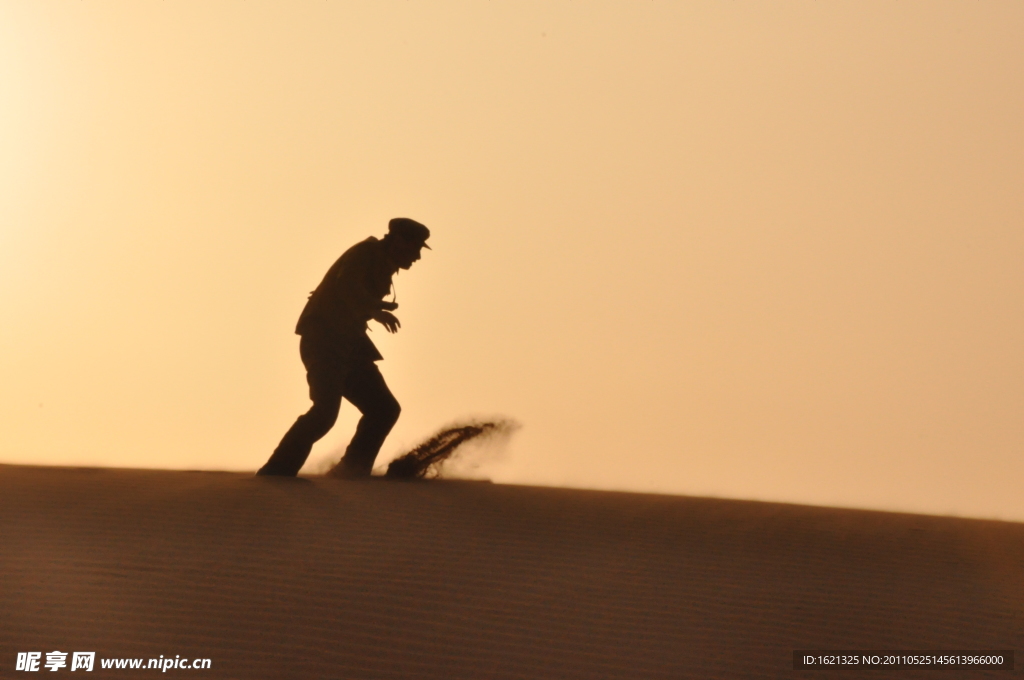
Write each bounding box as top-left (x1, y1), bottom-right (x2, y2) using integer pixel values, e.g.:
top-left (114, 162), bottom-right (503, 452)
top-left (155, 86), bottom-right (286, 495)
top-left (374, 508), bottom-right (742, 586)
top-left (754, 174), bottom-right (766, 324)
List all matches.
top-left (379, 301), bottom-right (399, 312)
top-left (372, 310), bottom-right (401, 333)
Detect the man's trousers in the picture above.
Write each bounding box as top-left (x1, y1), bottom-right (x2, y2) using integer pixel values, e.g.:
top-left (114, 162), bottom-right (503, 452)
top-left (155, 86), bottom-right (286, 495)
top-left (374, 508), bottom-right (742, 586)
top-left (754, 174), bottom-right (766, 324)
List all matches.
top-left (257, 334), bottom-right (400, 477)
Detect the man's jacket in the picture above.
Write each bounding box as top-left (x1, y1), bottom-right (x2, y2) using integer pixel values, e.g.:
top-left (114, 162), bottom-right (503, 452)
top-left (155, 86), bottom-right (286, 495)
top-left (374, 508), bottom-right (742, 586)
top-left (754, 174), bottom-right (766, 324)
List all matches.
top-left (295, 237), bottom-right (395, 362)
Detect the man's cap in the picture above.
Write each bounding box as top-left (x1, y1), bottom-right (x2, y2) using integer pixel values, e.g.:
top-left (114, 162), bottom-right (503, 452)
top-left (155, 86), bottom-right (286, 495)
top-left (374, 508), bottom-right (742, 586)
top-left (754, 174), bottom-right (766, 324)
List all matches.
top-left (388, 217), bottom-right (431, 249)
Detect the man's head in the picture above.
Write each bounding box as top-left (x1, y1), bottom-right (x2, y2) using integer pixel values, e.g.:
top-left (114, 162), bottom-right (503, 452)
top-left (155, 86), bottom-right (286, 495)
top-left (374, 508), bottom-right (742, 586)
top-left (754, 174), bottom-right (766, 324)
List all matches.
top-left (385, 217), bottom-right (430, 270)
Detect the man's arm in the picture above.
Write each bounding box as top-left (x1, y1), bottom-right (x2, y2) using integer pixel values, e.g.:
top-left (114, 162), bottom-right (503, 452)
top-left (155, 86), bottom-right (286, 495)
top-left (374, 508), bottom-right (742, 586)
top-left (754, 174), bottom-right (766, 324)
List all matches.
top-left (372, 309), bottom-right (400, 333)
top-left (321, 241), bottom-right (391, 323)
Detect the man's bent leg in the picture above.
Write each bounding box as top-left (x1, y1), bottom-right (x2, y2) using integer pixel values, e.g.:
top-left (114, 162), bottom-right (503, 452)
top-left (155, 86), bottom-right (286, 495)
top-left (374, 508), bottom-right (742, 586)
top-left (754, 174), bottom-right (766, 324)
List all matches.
top-left (257, 395), bottom-right (343, 476)
top-left (335, 363), bottom-right (401, 477)
top-left (258, 334), bottom-right (348, 477)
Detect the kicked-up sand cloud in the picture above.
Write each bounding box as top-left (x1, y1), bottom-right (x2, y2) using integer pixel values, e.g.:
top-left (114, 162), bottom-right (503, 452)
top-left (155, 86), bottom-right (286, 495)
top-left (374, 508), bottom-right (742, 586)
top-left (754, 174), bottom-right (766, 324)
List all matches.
top-left (325, 418), bottom-right (521, 480)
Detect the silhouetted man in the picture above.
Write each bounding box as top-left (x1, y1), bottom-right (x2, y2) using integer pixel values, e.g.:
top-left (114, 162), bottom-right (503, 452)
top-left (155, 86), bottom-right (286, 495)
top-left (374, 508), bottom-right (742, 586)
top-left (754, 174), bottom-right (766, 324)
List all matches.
top-left (257, 218), bottom-right (430, 478)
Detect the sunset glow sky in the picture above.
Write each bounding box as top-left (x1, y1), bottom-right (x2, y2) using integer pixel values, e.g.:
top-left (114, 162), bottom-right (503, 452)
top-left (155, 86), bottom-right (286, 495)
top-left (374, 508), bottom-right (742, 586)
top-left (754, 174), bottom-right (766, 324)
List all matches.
top-left (2, 2), bottom-right (1022, 520)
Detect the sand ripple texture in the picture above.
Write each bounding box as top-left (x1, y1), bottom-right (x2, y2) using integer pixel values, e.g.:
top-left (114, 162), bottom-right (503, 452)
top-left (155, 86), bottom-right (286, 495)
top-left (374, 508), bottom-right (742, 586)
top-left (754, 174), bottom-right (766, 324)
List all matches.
top-left (1, 464), bottom-right (1021, 679)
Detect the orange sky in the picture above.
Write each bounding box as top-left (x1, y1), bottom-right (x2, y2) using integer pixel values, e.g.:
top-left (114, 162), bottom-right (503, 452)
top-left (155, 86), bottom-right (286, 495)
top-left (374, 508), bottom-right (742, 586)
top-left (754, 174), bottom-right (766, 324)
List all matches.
top-left (2, 1), bottom-right (1022, 520)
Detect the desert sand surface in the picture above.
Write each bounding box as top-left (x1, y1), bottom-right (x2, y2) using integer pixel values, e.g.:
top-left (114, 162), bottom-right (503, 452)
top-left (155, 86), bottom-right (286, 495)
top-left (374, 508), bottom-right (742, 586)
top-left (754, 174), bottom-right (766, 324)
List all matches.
top-left (2, 464), bottom-right (1021, 679)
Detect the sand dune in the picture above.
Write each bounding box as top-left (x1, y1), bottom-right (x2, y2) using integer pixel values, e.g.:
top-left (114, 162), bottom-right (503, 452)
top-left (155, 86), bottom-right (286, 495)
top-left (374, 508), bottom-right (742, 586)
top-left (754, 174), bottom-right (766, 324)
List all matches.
top-left (2, 464), bottom-right (1020, 678)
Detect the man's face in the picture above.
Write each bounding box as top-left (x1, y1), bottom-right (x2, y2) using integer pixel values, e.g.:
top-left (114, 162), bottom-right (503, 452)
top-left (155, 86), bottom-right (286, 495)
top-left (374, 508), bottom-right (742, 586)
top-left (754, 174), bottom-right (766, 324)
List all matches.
top-left (392, 237), bottom-right (424, 270)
